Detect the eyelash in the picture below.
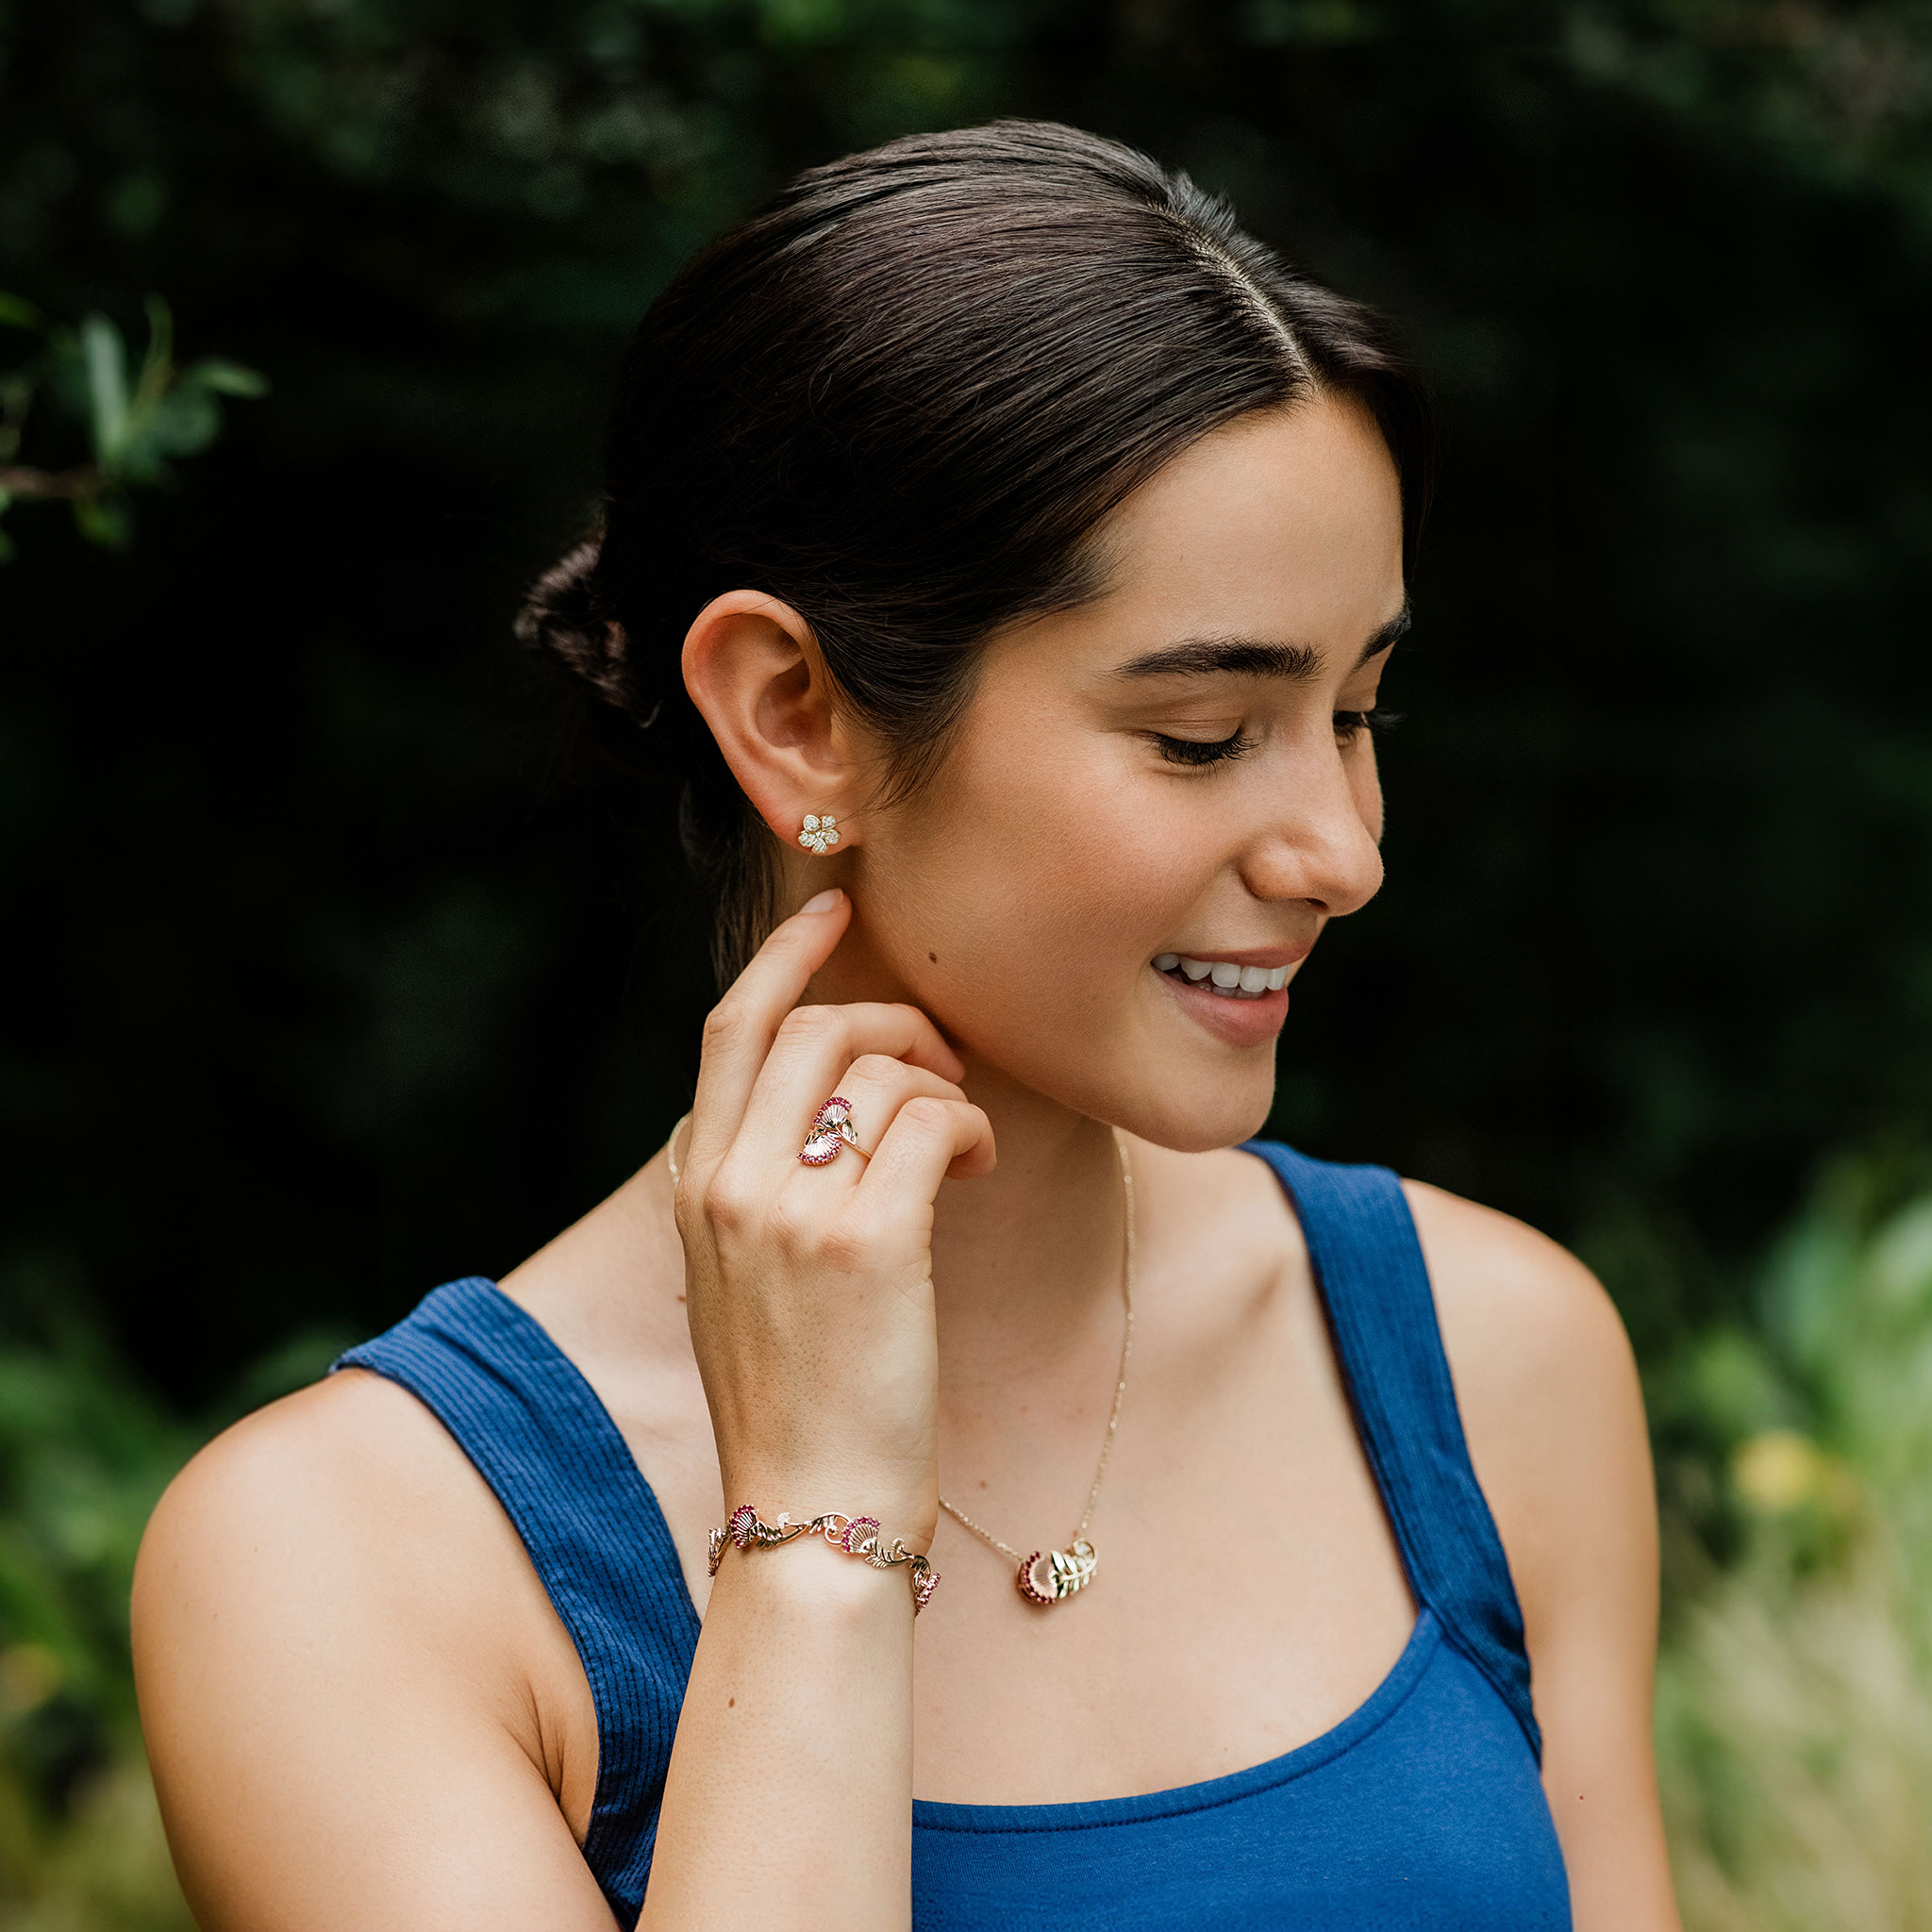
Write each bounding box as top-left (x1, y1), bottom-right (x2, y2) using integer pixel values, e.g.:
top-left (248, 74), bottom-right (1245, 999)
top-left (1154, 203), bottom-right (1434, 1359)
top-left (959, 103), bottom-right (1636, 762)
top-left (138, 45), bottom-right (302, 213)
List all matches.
top-left (1153, 727), bottom-right (1256, 767)
top-left (1151, 709), bottom-right (1401, 768)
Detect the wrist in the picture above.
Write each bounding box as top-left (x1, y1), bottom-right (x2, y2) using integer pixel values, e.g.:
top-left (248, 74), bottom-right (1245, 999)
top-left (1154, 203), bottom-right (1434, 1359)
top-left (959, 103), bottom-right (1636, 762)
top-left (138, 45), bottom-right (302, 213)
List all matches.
top-left (708, 1516), bottom-right (923, 1622)
top-left (714, 1466), bottom-right (937, 1555)
top-left (708, 1502), bottom-right (941, 1616)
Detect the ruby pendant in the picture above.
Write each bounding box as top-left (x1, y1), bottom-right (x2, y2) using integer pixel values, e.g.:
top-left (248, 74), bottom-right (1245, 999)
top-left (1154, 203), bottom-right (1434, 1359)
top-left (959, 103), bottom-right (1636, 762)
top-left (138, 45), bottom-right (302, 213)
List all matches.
top-left (1015, 1539), bottom-right (1097, 1607)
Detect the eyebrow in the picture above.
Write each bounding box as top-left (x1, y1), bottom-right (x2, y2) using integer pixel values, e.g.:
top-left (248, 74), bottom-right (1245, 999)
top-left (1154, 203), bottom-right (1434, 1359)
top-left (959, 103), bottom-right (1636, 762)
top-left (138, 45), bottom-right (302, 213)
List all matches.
top-left (1112, 604), bottom-right (1410, 682)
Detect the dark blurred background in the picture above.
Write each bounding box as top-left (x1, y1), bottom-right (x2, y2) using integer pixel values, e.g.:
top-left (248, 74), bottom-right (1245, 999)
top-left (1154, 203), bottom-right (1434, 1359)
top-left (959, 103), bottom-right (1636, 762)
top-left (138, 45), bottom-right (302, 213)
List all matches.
top-left (6, 9), bottom-right (1932, 1916)
top-left (5, 0), bottom-right (1930, 1409)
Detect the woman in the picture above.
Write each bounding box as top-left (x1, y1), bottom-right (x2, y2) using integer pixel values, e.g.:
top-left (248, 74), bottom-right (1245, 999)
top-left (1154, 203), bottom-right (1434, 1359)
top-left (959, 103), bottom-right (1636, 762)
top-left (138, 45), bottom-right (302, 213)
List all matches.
top-left (132, 122), bottom-right (1679, 1929)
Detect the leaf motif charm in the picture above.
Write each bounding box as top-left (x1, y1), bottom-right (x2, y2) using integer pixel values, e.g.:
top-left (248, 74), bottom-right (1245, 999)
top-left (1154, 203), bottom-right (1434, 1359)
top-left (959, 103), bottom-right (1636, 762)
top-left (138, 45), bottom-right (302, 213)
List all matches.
top-left (1016, 1538), bottom-right (1097, 1607)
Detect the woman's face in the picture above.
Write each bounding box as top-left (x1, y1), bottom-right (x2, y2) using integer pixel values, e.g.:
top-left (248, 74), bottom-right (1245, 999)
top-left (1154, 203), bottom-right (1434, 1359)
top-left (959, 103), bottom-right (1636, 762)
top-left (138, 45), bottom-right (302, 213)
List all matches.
top-left (837, 392), bottom-right (1406, 1153)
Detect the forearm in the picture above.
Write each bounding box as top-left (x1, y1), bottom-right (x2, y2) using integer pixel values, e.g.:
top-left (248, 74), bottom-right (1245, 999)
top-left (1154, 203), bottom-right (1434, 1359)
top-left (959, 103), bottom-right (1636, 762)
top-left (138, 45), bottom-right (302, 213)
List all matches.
top-left (641, 899), bottom-right (980, 1926)
top-left (640, 1536), bottom-right (916, 1929)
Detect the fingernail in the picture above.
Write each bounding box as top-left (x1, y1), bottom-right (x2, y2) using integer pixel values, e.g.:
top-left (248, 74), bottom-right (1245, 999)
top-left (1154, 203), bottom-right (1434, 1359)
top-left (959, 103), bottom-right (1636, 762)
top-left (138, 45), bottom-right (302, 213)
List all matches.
top-left (801, 888), bottom-right (845, 914)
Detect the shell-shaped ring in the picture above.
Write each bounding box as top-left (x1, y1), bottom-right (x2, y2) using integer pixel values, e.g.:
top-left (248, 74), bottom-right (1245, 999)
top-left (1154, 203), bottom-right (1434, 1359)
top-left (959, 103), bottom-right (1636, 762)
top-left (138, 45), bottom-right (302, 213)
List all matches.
top-left (799, 1096), bottom-right (868, 1167)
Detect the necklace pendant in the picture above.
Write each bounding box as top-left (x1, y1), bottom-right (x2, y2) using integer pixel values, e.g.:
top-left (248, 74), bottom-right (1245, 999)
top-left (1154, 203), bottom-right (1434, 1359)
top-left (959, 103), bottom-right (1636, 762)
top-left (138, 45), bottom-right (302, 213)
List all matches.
top-left (1016, 1539), bottom-right (1097, 1607)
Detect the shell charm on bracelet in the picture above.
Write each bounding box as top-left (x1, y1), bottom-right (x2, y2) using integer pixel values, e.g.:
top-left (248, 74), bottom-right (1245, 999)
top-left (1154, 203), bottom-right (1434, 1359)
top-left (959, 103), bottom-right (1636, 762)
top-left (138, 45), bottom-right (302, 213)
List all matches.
top-left (1017, 1539), bottom-right (1097, 1607)
top-left (799, 1095), bottom-right (863, 1167)
top-left (707, 1504), bottom-right (940, 1613)
top-left (798, 812), bottom-right (839, 854)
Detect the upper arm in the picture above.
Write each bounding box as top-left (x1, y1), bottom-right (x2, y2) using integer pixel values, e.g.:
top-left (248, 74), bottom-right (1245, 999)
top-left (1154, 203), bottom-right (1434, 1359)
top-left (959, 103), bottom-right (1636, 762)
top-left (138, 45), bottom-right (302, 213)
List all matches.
top-left (132, 1374), bottom-right (616, 1932)
top-left (1402, 1180), bottom-right (1681, 1932)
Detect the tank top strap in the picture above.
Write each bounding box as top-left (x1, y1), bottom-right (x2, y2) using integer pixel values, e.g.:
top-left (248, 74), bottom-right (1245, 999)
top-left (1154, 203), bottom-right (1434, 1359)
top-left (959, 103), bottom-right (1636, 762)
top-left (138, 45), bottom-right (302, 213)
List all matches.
top-left (330, 1276), bottom-right (698, 1921)
top-left (1241, 1140), bottom-right (1541, 1760)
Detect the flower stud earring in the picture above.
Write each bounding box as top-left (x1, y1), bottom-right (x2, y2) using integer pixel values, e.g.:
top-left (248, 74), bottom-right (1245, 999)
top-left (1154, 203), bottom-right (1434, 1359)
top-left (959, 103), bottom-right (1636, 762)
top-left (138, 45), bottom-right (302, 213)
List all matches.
top-left (798, 812), bottom-right (840, 855)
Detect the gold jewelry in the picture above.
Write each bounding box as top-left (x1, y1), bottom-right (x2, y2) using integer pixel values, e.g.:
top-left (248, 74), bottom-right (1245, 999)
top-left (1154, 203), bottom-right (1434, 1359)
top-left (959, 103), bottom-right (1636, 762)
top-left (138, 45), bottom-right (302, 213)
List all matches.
top-left (800, 1095), bottom-right (867, 1166)
top-left (708, 1504), bottom-right (939, 1614)
top-left (939, 1129), bottom-right (1133, 1609)
top-left (798, 812), bottom-right (840, 854)
top-left (663, 1114), bottom-right (1135, 1610)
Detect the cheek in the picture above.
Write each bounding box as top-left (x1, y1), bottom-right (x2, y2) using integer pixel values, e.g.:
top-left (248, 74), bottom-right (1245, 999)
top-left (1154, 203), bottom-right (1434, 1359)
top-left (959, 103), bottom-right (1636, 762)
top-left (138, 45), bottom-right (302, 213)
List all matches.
top-left (873, 713), bottom-right (1204, 999)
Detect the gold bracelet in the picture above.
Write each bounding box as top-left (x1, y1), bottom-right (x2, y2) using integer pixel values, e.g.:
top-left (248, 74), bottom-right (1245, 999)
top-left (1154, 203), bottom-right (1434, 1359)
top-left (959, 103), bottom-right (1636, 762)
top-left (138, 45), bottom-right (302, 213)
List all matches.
top-left (708, 1505), bottom-right (940, 1615)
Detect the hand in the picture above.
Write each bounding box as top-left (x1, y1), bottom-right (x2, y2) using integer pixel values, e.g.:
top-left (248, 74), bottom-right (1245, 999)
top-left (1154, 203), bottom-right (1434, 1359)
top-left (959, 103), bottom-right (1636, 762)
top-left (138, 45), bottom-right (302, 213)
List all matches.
top-left (674, 889), bottom-right (994, 1549)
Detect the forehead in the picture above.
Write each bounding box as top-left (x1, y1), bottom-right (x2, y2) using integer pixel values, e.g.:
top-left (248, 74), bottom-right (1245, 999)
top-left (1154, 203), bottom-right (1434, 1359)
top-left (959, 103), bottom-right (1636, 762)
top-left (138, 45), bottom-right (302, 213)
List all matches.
top-left (1092, 393), bottom-right (1405, 641)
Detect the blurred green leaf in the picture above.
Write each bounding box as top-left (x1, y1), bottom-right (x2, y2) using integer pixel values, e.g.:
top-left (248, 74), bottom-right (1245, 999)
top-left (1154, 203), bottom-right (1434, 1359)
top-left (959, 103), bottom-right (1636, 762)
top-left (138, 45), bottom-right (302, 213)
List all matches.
top-left (0, 295), bottom-right (264, 558)
top-left (183, 358), bottom-right (270, 399)
top-left (140, 385), bottom-right (221, 463)
top-left (79, 315), bottom-right (131, 470)
top-left (73, 495), bottom-right (131, 549)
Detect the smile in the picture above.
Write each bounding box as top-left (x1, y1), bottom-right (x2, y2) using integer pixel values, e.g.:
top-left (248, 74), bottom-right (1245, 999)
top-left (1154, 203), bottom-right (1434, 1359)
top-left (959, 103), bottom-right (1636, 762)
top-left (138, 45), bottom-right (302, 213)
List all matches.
top-left (1152, 953), bottom-right (1294, 1000)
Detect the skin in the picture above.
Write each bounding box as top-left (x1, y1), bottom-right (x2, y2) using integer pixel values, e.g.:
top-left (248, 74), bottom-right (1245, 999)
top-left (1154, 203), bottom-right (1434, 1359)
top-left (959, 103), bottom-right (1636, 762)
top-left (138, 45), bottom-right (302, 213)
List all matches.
top-left (132, 394), bottom-right (1681, 1929)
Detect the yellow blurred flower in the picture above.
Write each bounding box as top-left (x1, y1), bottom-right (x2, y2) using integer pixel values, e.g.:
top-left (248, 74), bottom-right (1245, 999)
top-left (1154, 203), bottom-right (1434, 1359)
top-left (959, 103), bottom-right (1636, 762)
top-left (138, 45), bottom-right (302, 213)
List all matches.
top-left (1732, 1429), bottom-right (1826, 1513)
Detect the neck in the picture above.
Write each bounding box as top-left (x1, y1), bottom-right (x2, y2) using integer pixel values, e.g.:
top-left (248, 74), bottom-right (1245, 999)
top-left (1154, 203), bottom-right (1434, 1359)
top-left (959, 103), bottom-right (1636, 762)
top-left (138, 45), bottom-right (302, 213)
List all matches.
top-left (802, 921), bottom-right (1136, 1420)
top-left (929, 1057), bottom-right (1130, 1413)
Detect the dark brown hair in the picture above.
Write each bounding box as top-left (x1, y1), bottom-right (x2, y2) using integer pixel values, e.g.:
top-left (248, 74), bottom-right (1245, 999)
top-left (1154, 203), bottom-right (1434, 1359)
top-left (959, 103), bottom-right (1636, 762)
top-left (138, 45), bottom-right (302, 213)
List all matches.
top-left (518, 120), bottom-right (1432, 984)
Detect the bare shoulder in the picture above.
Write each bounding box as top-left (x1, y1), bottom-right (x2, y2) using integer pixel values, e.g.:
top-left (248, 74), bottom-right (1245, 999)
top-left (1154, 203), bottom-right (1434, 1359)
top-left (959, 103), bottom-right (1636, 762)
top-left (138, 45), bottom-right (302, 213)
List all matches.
top-left (1399, 1179), bottom-right (1636, 1419)
top-left (147, 1359), bottom-right (450, 1518)
top-left (134, 1362), bottom-right (585, 1724)
top-left (134, 1369), bottom-right (558, 1790)
top-left (134, 1371), bottom-right (608, 1931)
top-left (138, 1366), bottom-right (512, 1634)
top-left (1398, 1180), bottom-right (1653, 1634)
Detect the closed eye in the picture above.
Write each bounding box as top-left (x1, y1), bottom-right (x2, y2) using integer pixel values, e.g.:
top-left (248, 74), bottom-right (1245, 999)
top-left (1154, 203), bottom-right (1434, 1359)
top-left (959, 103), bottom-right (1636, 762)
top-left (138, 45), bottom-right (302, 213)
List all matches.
top-left (1336, 707), bottom-right (1402, 739)
top-left (1151, 727), bottom-right (1255, 768)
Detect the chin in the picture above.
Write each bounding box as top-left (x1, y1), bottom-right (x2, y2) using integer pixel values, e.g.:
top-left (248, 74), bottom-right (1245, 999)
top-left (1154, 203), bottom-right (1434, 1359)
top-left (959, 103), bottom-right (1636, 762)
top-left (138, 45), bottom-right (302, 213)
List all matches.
top-left (1104, 987), bottom-right (1290, 1151)
top-left (1109, 1075), bottom-right (1277, 1155)
top-left (975, 1024), bottom-right (1279, 1154)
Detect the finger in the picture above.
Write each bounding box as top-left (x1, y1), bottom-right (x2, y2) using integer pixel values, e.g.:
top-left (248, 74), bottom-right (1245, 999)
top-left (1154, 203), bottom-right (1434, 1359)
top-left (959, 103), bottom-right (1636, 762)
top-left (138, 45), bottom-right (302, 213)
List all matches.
top-left (855, 1096), bottom-right (997, 1217)
top-left (778, 1057), bottom-right (968, 1185)
top-left (686, 890), bottom-right (854, 1172)
top-left (725, 1007), bottom-right (969, 1174)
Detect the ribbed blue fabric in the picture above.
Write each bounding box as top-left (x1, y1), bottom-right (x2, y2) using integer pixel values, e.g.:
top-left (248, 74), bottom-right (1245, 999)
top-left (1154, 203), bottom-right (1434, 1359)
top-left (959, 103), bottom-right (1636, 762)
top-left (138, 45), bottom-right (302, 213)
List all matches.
top-left (1239, 1140), bottom-right (1542, 1758)
top-left (328, 1141), bottom-right (1567, 1928)
top-left (331, 1280), bottom-right (700, 1924)
top-left (909, 1609), bottom-right (1568, 1930)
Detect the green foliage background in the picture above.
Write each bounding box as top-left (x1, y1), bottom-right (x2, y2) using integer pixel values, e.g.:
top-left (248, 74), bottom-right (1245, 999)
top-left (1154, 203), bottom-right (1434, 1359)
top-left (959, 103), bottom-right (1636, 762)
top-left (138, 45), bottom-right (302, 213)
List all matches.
top-left (9, 0), bottom-right (1932, 1393)
top-left (2, 0), bottom-right (1930, 1922)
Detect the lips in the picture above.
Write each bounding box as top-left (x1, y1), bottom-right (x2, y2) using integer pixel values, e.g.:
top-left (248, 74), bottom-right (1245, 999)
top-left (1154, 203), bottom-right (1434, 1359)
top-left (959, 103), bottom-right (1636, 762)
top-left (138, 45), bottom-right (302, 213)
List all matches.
top-left (1149, 945), bottom-right (1308, 1047)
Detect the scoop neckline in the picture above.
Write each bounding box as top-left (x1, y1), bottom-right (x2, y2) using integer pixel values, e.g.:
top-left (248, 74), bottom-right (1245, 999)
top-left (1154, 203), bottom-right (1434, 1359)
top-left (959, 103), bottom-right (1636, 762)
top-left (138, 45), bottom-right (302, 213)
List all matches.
top-left (473, 1160), bottom-right (1442, 1834)
top-left (909, 1605), bottom-right (1439, 1834)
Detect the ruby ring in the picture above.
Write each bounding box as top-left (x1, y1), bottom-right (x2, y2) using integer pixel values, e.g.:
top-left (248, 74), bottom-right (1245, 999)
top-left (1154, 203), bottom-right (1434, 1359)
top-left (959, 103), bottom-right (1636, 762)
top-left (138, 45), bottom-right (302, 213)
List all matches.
top-left (799, 1096), bottom-right (868, 1166)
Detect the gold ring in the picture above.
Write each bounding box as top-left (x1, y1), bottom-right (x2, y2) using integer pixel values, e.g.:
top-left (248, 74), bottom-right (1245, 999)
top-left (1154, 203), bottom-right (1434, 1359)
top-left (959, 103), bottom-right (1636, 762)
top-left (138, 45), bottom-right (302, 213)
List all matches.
top-left (799, 1096), bottom-right (867, 1166)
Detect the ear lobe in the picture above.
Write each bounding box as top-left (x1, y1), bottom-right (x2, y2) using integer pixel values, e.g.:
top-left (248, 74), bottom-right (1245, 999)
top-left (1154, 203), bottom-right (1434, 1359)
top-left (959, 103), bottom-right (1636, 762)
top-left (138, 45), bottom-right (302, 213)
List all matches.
top-left (681, 589), bottom-right (859, 846)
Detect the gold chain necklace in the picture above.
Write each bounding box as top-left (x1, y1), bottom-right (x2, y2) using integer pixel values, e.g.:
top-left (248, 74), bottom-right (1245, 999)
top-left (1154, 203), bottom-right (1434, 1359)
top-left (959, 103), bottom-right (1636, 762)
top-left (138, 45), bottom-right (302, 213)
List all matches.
top-left (937, 1128), bottom-right (1134, 1607)
top-left (664, 1116), bottom-right (1135, 1609)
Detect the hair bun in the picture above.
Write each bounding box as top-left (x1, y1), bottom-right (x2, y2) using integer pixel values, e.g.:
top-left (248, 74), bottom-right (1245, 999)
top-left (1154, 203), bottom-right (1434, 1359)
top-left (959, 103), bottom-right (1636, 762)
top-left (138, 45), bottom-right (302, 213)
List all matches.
top-left (514, 536), bottom-right (641, 717)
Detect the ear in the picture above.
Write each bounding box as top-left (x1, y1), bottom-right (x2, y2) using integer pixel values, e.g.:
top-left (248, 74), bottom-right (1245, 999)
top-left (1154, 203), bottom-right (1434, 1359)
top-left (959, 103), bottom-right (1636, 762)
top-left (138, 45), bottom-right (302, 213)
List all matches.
top-left (680, 590), bottom-right (863, 849)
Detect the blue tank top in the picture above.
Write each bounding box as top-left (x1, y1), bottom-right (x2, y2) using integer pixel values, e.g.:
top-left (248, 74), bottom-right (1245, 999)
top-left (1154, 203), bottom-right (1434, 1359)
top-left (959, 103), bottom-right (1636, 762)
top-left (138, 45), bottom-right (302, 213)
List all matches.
top-left (331, 1141), bottom-right (1571, 1928)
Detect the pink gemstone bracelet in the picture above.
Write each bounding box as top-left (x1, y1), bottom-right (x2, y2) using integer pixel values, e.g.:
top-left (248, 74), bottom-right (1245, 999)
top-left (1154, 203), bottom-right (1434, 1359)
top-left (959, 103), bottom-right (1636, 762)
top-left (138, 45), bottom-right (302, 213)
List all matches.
top-left (708, 1504), bottom-right (940, 1615)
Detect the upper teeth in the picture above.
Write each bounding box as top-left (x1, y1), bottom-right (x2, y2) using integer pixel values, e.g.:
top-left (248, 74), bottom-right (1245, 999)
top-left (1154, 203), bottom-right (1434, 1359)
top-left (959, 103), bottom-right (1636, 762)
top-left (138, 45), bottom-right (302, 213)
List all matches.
top-left (1152, 954), bottom-right (1291, 997)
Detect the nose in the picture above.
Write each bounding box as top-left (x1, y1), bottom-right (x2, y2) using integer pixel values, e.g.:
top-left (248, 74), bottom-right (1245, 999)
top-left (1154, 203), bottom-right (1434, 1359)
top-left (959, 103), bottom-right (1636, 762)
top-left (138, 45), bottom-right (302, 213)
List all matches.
top-left (1239, 737), bottom-right (1384, 918)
